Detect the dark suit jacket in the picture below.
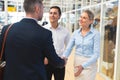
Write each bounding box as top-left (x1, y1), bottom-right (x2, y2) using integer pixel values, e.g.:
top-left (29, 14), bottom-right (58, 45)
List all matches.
top-left (0, 18), bottom-right (65, 80)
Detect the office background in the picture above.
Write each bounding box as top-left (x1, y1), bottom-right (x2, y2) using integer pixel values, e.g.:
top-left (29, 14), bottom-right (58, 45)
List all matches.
top-left (0, 0), bottom-right (120, 80)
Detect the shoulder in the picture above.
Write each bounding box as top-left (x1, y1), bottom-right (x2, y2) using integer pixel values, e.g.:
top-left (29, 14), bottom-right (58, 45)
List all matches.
top-left (37, 26), bottom-right (52, 41)
top-left (91, 28), bottom-right (100, 39)
top-left (93, 28), bottom-right (100, 35)
top-left (73, 29), bottom-right (80, 34)
top-left (42, 24), bottom-right (51, 30)
top-left (90, 26), bottom-right (100, 35)
top-left (40, 25), bottom-right (51, 34)
top-left (1, 24), bottom-right (11, 32)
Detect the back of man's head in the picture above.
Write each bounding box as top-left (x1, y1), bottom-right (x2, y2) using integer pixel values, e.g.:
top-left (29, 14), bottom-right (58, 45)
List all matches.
top-left (23, 0), bottom-right (42, 13)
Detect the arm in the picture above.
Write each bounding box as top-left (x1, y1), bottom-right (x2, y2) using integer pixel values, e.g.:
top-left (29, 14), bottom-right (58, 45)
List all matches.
top-left (62, 33), bottom-right (75, 58)
top-left (64, 30), bottom-right (71, 47)
top-left (44, 31), bottom-right (65, 68)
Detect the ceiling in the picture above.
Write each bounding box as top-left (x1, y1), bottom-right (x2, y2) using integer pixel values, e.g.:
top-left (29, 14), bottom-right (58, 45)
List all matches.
top-left (42, 0), bottom-right (73, 13)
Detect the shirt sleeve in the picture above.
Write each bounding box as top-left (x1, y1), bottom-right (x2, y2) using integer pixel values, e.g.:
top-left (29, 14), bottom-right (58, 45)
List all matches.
top-left (62, 32), bottom-right (75, 58)
top-left (64, 30), bottom-right (71, 47)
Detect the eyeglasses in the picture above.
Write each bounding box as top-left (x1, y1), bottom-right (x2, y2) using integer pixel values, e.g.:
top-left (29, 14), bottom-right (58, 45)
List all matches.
top-left (79, 16), bottom-right (90, 20)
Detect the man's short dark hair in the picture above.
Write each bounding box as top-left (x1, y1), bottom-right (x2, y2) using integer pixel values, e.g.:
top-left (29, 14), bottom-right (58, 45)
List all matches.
top-left (50, 6), bottom-right (61, 16)
top-left (23, 0), bottom-right (42, 13)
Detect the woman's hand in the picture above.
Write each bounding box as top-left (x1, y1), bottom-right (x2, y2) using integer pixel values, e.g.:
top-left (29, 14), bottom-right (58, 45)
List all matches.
top-left (74, 65), bottom-right (84, 77)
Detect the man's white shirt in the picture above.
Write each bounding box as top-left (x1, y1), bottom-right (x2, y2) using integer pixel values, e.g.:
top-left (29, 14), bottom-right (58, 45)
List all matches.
top-left (43, 24), bottom-right (70, 57)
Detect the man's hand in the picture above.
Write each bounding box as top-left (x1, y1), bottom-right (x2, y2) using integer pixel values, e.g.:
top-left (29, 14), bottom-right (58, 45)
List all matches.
top-left (61, 56), bottom-right (68, 66)
top-left (44, 57), bottom-right (48, 65)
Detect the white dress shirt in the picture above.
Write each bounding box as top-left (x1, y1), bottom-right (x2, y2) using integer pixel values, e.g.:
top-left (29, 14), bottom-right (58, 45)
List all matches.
top-left (43, 24), bottom-right (70, 57)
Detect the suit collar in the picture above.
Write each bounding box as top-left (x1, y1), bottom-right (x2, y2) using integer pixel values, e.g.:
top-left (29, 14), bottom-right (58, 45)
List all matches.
top-left (20, 18), bottom-right (38, 24)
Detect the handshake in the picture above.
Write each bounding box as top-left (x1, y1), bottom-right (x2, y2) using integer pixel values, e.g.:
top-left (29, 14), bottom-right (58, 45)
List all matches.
top-left (44, 56), bottom-right (68, 66)
top-left (61, 56), bottom-right (68, 66)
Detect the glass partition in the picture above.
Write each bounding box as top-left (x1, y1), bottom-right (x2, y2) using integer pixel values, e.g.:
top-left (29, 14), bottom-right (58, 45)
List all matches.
top-left (91, 0), bottom-right (101, 5)
top-left (101, 1), bottom-right (118, 79)
top-left (103, 0), bottom-right (112, 2)
top-left (91, 5), bottom-right (101, 30)
top-left (0, 12), bottom-right (5, 30)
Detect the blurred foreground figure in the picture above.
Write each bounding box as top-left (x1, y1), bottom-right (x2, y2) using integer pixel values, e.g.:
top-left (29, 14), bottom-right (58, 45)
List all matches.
top-left (0, 0), bottom-right (65, 80)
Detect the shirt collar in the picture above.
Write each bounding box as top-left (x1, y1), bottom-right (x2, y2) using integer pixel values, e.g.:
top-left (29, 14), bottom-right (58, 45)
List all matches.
top-left (79, 25), bottom-right (94, 33)
top-left (24, 17), bottom-right (38, 22)
top-left (49, 24), bottom-right (61, 30)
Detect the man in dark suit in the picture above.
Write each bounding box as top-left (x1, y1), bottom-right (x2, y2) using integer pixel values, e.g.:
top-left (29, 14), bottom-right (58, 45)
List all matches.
top-left (0, 0), bottom-right (65, 80)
